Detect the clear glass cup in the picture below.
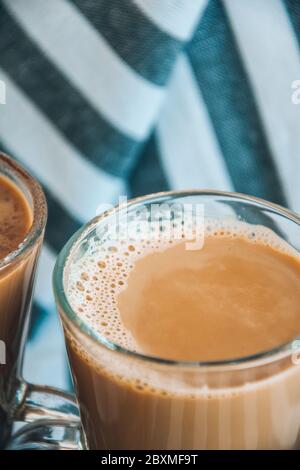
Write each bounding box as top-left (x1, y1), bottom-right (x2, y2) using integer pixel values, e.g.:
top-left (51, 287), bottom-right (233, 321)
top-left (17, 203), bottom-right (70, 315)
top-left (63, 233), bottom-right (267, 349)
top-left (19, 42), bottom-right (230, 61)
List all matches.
top-left (52, 190), bottom-right (300, 450)
top-left (0, 153), bottom-right (81, 450)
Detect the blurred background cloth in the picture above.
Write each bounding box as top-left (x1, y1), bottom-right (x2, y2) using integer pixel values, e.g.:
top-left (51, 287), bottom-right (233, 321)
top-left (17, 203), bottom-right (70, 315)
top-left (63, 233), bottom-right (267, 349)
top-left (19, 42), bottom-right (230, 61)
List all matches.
top-left (0, 0), bottom-right (300, 389)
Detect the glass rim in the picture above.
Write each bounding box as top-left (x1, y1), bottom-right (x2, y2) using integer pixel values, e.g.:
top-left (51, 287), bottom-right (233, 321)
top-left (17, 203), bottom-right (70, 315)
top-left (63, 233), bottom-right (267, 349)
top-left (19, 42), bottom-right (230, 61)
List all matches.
top-left (53, 189), bottom-right (300, 370)
top-left (0, 152), bottom-right (47, 270)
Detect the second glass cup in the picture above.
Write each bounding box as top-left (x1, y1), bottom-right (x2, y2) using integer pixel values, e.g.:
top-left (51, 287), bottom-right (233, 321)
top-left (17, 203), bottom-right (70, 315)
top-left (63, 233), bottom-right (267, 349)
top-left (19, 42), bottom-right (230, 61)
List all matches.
top-left (0, 153), bottom-right (80, 450)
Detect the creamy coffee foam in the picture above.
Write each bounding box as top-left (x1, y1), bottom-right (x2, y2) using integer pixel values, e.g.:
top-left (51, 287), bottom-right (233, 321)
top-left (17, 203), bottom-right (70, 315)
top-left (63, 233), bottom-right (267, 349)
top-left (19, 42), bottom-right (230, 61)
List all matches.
top-left (67, 218), bottom-right (299, 356)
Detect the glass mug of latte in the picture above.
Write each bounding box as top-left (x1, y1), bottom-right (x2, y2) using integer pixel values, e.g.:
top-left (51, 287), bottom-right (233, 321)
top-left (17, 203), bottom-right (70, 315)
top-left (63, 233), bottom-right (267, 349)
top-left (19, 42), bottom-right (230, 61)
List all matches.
top-left (0, 153), bottom-right (80, 449)
top-left (51, 190), bottom-right (300, 450)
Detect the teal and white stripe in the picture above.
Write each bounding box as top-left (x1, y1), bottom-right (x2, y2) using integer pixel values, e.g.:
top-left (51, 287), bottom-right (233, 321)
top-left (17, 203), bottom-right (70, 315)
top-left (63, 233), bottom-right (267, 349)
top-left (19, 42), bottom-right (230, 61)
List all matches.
top-left (227, 0), bottom-right (300, 212)
top-left (157, 54), bottom-right (232, 191)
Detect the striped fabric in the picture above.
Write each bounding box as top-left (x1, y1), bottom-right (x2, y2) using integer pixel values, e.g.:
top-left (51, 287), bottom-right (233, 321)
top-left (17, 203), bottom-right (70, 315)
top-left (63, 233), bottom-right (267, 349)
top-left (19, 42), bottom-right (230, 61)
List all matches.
top-left (0, 0), bottom-right (300, 388)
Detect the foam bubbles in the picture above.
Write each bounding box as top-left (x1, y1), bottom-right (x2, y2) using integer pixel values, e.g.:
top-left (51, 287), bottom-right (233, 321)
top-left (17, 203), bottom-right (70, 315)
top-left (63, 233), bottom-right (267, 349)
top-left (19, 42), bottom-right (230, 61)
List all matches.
top-left (67, 217), bottom-right (299, 357)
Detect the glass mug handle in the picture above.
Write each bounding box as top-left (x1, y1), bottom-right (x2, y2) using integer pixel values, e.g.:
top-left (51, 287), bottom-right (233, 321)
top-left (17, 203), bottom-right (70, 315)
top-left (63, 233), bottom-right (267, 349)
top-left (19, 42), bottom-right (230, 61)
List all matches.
top-left (7, 380), bottom-right (83, 450)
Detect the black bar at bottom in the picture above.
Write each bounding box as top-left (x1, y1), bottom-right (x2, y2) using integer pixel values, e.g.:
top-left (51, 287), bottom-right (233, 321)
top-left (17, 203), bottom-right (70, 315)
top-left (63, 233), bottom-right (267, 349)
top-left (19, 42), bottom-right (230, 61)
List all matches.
top-left (0, 450), bottom-right (298, 465)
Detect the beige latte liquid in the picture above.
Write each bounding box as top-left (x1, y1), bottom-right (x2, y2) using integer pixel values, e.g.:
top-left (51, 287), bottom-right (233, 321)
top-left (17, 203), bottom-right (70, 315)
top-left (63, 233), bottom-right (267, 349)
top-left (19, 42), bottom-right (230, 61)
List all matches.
top-left (65, 220), bottom-right (300, 449)
top-left (0, 175), bottom-right (34, 428)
